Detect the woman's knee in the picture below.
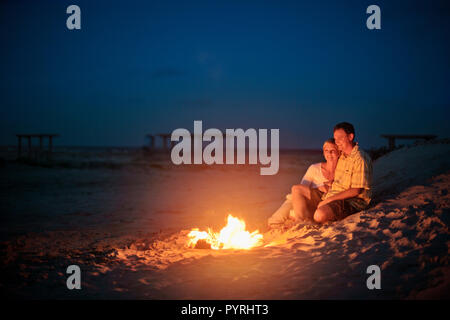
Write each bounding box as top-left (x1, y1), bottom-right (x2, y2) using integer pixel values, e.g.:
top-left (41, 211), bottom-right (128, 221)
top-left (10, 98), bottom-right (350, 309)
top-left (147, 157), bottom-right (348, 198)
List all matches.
top-left (291, 184), bottom-right (309, 197)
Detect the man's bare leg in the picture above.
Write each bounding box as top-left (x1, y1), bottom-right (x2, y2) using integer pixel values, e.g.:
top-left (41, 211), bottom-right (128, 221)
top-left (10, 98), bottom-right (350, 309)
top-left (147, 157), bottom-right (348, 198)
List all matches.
top-left (313, 204), bottom-right (335, 224)
top-left (291, 185), bottom-right (312, 221)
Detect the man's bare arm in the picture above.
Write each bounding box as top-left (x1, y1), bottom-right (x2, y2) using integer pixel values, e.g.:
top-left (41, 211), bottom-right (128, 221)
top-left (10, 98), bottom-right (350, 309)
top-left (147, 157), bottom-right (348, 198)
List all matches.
top-left (317, 188), bottom-right (363, 207)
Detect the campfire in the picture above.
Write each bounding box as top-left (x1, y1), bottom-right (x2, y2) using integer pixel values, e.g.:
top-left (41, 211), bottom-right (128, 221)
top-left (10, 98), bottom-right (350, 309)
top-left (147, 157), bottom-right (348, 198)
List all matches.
top-left (187, 214), bottom-right (263, 250)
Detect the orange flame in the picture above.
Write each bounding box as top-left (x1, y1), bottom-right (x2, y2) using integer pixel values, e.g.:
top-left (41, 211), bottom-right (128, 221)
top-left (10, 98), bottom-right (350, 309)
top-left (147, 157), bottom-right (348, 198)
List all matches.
top-left (187, 214), bottom-right (263, 250)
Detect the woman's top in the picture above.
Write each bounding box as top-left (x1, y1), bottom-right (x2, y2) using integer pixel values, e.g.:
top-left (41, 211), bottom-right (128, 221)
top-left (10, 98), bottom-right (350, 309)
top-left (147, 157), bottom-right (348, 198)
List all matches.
top-left (300, 162), bottom-right (329, 188)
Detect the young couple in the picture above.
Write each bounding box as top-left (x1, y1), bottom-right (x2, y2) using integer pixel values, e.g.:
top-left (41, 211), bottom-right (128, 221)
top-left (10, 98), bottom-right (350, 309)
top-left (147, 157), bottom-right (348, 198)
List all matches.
top-left (268, 122), bottom-right (373, 227)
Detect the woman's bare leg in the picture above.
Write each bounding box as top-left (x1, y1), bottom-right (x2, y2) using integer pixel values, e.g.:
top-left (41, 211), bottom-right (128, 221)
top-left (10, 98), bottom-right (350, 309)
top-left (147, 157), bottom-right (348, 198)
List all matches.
top-left (291, 185), bottom-right (312, 221)
top-left (267, 199), bottom-right (293, 226)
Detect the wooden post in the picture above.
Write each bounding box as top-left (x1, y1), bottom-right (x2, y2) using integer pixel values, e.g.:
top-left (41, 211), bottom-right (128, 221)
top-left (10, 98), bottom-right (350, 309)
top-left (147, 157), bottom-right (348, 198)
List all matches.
top-left (39, 136), bottom-right (43, 160)
top-left (18, 136), bottom-right (22, 157)
top-left (27, 136), bottom-right (32, 157)
top-left (149, 135), bottom-right (155, 149)
top-left (161, 136), bottom-right (168, 151)
top-left (157, 134), bottom-right (172, 152)
top-left (388, 137), bottom-right (395, 150)
top-left (48, 136), bottom-right (53, 160)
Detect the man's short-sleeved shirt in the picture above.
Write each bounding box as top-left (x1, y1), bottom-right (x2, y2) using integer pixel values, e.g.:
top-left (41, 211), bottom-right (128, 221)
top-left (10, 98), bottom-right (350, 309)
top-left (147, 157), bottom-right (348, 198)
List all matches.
top-left (324, 144), bottom-right (372, 210)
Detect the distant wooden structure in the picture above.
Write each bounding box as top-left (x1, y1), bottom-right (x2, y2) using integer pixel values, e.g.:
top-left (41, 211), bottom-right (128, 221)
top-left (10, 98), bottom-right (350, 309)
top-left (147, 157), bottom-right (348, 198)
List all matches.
top-left (381, 134), bottom-right (437, 150)
top-left (146, 134), bottom-right (155, 149)
top-left (146, 133), bottom-right (176, 152)
top-left (16, 134), bottom-right (59, 160)
top-left (157, 133), bottom-right (175, 151)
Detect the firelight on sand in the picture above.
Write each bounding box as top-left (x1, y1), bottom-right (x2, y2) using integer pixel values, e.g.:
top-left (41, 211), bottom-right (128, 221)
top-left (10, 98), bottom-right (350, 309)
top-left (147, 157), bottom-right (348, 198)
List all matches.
top-left (187, 215), bottom-right (263, 250)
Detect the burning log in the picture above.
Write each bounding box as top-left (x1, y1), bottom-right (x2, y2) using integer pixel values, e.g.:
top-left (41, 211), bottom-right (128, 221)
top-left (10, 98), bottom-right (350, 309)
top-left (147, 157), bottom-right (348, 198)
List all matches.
top-left (194, 239), bottom-right (211, 249)
top-left (187, 214), bottom-right (263, 250)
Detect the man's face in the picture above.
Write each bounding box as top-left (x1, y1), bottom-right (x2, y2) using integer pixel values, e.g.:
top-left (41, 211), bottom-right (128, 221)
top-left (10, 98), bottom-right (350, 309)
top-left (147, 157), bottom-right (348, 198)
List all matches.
top-left (333, 129), bottom-right (353, 151)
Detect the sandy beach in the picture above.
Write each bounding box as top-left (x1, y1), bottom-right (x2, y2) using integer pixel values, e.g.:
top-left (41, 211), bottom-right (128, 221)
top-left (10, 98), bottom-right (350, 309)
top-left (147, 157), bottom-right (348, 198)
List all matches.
top-left (0, 141), bottom-right (449, 299)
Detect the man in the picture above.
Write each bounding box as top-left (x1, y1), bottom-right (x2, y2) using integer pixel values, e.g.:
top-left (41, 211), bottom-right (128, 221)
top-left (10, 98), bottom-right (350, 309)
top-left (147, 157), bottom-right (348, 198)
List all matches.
top-left (313, 122), bottom-right (372, 223)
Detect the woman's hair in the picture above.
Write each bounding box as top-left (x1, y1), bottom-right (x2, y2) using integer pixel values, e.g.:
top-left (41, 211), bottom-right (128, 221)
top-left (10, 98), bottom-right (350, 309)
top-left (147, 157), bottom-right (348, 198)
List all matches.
top-left (323, 138), bottom-right (336, 147)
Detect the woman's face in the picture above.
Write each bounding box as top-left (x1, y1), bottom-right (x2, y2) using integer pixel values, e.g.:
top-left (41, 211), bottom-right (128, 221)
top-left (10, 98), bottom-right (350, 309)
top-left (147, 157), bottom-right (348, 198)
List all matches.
top-left (323, 142), bottom-right (339, 163)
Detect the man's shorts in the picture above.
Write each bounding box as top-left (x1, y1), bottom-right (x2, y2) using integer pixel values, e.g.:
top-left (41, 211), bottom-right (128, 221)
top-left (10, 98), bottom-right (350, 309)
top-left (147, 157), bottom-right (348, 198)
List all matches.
top-left (326, 198), bottom-right (366, 221)
top-left (305, 188), bottom-right (324, 215)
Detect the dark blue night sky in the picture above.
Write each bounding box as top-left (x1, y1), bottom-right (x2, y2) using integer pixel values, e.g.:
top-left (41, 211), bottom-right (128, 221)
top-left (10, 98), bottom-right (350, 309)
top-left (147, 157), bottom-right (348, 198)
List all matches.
top-left (1, 0), bottom-right (449, 148)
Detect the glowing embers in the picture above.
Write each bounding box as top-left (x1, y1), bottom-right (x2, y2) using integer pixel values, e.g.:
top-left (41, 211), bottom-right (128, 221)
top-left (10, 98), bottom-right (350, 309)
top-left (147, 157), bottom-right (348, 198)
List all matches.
top-left (187, 215), bottom-right (263, 250)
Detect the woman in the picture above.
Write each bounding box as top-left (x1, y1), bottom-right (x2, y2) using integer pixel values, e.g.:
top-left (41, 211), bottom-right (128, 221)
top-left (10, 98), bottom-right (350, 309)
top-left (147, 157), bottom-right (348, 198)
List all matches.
top-left (267, 138), bottom-right (340, 228)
